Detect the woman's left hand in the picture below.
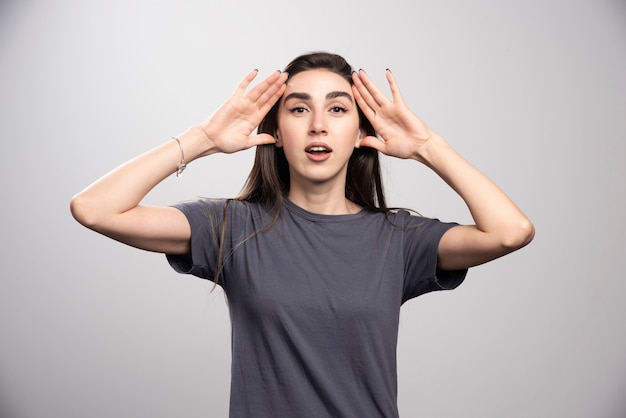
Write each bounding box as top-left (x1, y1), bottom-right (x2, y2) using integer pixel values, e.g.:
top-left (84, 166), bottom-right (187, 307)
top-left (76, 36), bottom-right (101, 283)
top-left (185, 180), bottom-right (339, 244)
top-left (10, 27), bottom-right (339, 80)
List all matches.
top-left (352, 69), bottom-right (434, 162)
top-left (353, 70), bottom-right (534, 270)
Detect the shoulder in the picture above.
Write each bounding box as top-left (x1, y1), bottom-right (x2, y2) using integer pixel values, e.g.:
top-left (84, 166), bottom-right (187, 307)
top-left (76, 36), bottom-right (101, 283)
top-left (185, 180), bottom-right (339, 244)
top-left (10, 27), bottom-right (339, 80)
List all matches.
top-left (173, 198), bottom-right (268, 217)
top-left (171, 198), bottom-right (266, 229)
top-left (171, 198), bottom-right (274, 238)
top-left (383, 209), bottom-right (460, 240)
top-left (382, 208), bottom-right (429, 227)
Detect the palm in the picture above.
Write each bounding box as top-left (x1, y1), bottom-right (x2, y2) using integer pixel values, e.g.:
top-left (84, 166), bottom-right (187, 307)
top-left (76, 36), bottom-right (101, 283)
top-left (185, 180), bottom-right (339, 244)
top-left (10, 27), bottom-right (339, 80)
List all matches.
top-left (201, 70), bottom-right (287, 154)
top-left (352, 70), bottom-right (433, 160)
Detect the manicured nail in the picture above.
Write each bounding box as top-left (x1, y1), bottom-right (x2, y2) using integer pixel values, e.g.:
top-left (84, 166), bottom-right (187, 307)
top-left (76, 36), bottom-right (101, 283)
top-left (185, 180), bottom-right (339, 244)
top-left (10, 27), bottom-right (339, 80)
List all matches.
top-left (386, 68), bottom-right (392, 73)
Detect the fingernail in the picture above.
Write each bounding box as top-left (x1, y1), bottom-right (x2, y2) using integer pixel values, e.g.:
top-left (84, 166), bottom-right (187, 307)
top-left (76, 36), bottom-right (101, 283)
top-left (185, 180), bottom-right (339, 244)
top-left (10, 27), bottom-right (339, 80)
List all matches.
top-left (386, 68), bottom-right (392, 73)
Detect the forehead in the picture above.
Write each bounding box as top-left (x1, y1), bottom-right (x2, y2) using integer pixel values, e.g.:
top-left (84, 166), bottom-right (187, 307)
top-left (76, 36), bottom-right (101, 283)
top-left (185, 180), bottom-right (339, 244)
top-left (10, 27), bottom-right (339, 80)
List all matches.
top-left (284, 69), bottom-right (352, 95)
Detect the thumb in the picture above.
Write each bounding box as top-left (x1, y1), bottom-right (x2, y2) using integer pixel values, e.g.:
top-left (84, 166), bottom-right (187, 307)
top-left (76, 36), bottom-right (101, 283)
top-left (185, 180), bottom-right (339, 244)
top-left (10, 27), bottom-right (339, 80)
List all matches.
top-left (248, 133), bottom-right (277, 148)
top-left (357, 135), bottom-right (387, 154)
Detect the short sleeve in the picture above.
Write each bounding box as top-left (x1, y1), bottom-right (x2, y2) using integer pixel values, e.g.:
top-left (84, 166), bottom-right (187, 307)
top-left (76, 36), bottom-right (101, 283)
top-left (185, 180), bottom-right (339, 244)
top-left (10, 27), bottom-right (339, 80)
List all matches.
top-left (165, 199), bottom-right (224, 281)
top-left (399, 212), bottom-right (468, 303)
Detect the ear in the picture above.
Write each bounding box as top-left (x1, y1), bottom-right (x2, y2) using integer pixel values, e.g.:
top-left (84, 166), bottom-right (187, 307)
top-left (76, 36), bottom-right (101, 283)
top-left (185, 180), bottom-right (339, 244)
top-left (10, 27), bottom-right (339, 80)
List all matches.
top-left (275, 129), bottom-right (283, 148)
top-left (354, 128), bottom-right (366, 148)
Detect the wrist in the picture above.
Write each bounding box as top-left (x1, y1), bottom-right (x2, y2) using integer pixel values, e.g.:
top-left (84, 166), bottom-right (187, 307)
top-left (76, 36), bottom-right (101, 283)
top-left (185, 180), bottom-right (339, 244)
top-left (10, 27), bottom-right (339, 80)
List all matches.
top-left (176, 125), bottom-right (219, 161)
top-left (412, 134), bottom-right (453, 168)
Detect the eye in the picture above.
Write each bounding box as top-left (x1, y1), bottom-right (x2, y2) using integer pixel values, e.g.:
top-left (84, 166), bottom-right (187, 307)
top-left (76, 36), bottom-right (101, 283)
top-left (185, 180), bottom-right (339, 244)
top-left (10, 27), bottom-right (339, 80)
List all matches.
top-left (289, 106), bottom-right (308, 114)
top-left (330, 106), bottom-right (347, 113)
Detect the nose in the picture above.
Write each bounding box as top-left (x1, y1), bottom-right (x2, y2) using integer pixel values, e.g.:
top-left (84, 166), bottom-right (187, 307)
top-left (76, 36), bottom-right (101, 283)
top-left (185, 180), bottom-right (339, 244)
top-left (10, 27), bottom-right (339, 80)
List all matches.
top-left (309, 112), bottom-right (327, 135)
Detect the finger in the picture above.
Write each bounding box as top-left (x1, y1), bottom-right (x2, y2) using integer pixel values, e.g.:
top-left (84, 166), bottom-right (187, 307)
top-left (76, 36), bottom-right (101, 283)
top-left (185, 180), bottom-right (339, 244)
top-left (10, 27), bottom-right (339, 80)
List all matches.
top-left (253, 83), bottom-right (287, 121)
top-left (358, 135), bottom-right (388, 154)
top-left (352, 71), bottom-right (380, 112)
top-left (355, 69), bottom-right (390, 107)
top-left (351, 83), bottom-right (375, 120)
top-left (252, 71), bottom-right (288, 110)
top-left (385, 69), bottom-right (405, 104)
top-left (234, 69), bottom-right (260, 96)
top-left (246, 70), bottom-right (285, 104)
top-left (246, 133), bottom-right (277, 149)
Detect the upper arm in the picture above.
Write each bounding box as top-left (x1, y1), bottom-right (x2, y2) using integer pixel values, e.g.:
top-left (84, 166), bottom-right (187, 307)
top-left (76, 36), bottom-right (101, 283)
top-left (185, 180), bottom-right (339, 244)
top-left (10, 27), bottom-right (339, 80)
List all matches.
top-left (437, 224), bottom-right (533, 271)
top-left (75, 204), bottom-right (192, 254)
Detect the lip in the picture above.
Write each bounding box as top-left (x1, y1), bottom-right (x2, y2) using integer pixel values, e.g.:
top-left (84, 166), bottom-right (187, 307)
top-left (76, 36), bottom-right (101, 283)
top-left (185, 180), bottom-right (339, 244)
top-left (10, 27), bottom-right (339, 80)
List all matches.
top-left (305, 142), bottom-right (333, 162)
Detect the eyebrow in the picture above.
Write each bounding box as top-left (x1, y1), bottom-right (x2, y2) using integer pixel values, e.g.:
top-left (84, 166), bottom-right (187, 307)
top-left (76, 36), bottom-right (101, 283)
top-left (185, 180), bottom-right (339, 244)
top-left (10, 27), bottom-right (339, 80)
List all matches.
top-left (283, 91), bottom-right (353, 103)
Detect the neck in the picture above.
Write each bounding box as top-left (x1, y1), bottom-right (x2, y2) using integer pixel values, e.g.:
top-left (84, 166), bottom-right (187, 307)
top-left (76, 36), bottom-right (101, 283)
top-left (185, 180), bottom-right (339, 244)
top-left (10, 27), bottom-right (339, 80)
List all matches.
top-left (287, 182), bottom-right (360, 215)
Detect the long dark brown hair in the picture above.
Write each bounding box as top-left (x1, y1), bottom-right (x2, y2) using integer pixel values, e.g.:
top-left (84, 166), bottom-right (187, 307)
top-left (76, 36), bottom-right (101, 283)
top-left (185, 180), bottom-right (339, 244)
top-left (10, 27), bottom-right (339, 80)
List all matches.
top-left (237, 51), bottom-right (387, 212)
top-left (213, 52), bottom-right (390, 285)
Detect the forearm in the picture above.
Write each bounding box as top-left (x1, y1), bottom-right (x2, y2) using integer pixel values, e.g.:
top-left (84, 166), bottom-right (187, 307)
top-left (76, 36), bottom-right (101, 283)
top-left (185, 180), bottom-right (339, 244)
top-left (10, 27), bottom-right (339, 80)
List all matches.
top-left (70, 125), bottom-right (212, 228)
top-left (418, 134), bottom-right (534, 249)
top-left (351, 68), bottom-right (533, 267)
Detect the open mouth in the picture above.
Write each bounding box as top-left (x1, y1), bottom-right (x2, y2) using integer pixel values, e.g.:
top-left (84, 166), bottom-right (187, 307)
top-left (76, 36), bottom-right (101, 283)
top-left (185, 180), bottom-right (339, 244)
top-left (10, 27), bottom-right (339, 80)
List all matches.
top-left (305, 143), bottom-right (333, 154)
top-left (306, 146), bottom-right (331, 154)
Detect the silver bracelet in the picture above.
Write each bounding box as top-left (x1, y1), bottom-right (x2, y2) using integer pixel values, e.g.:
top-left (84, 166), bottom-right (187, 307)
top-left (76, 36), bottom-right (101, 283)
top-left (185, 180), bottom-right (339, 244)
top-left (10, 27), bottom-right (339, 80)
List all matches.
top-left (172, 137), bottom-right (187, 177)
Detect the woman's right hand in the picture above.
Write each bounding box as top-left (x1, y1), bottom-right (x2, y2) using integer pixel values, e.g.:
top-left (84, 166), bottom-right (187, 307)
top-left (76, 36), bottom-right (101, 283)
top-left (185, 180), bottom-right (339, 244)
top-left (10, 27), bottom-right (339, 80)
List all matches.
top-left (70, 69), bottom-right (287, 254)
top-left (199, 69), bottom-right (288, 156)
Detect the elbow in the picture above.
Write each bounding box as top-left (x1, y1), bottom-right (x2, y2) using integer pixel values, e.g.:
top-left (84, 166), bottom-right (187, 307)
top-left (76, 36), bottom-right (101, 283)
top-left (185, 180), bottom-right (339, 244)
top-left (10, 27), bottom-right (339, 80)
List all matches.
top-left (502, 218), bottom-right (535, 251)
top-left (70, 192), bottom-right (100, 230)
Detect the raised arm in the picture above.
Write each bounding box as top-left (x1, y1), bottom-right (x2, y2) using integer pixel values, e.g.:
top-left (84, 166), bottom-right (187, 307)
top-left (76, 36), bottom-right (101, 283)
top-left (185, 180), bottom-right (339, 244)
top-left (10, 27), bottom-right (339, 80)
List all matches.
top-left (70, 70), bottom-right (288, 254)
top-left (352, 69), bottom-right (534, 270)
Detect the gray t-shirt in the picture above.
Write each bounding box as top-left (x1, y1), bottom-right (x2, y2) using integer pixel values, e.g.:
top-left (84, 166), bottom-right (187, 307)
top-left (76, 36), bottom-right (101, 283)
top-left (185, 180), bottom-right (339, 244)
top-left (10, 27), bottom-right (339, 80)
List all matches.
top-left (167, 198), bottom-right (467, 418)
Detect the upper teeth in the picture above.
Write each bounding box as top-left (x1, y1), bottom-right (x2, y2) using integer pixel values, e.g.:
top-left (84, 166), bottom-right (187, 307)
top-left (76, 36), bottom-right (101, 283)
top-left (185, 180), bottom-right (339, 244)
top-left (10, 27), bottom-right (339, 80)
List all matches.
top-left (309, 146), bottom-right (327, 152)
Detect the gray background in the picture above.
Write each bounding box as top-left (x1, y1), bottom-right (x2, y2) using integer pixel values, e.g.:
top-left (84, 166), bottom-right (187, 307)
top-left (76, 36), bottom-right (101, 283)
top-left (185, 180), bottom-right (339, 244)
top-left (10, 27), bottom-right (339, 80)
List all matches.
top-left (1, 0), bottom-right (624, 417)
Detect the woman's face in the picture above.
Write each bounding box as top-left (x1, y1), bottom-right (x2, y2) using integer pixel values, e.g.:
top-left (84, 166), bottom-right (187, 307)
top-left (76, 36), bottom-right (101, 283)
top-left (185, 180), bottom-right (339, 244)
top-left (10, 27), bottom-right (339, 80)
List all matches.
top-left (276, 69), bottom-right (362, 187)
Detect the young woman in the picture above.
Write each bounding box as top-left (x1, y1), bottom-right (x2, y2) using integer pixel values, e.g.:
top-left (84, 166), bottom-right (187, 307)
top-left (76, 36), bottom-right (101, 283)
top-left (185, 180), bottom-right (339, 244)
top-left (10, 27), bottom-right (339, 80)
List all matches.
top-left (71, 52), bottom-right (534, 417)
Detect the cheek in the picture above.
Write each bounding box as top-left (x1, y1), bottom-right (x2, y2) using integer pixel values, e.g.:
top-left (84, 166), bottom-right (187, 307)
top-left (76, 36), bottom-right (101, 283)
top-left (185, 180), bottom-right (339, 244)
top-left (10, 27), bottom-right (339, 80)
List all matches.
top-left (276, 117), bottom-right (302, 141)
top-left (339, 117), bottom-right (362, 141)
top-left (275, 114), bottom-right (288, 142)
